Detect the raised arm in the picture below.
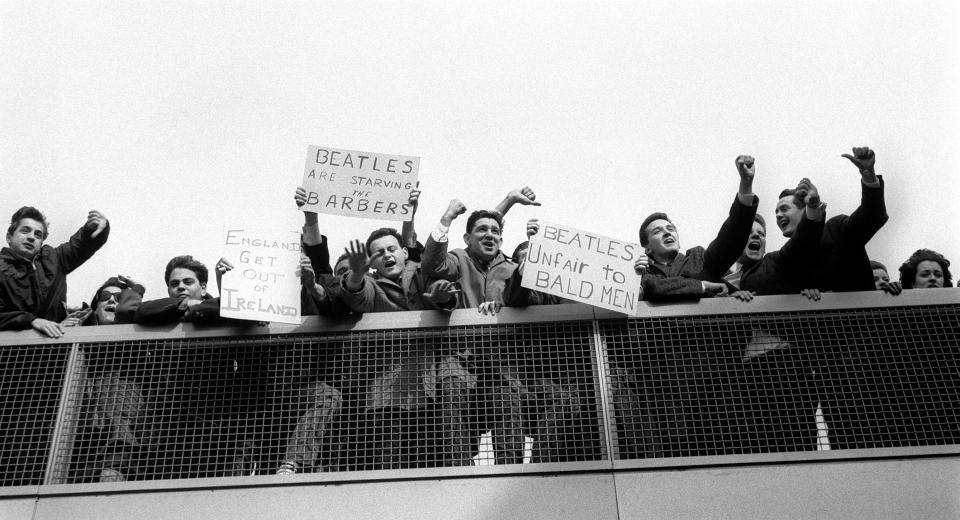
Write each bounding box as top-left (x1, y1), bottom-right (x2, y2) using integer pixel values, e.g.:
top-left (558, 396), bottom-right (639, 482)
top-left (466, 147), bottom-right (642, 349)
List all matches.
top-left (421, 199), bottom-right (467, 281)
top-left (493, 186), bottom-right (540, 218)
top-left (702, 155), bottom-right (759, 280)
top-left (55, 210), bottom-right (110, 275)
top-left (296, 186), bottom-right (333, 274)
top-left (777, 178), bottom-right (827, 270)
top-left (401, 183), bottom-right (421, 250)
top-left (839, 146), bottom-right (888, 245)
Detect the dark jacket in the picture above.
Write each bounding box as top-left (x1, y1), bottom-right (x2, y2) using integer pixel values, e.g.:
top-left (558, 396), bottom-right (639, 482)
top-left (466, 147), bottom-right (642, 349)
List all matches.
top-left (421, 238), bottom-right (517, 308)
top-left (0, 222), bottom-right (110, 330)
top-left (641, 195), bottom-right (758, 302)
top-left (301, 239), bottom-right (352, 317)
top-left (809, 177), bottom-right (887, 292)
top-left (133, 293), bottom-right (223, 325)
top-left (728, 213), bottom-right (825, 295)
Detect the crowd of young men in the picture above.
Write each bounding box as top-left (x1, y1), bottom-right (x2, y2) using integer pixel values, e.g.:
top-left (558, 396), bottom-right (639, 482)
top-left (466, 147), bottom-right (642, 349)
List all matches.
top-left (1, 146), bottom-right (958, 479)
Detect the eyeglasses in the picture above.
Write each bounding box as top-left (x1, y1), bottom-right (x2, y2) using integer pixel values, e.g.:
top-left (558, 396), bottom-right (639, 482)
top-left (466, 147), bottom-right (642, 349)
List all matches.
top-left (97, 291), bottom-right (121, 303)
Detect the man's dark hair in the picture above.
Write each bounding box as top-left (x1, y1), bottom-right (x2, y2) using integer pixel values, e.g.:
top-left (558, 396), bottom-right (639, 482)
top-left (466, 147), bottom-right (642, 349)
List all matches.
top-left (365, 227), bottom-right (404, 252)
top-left (753, 214), bottom-right (766, 230)
top-left (466, 210), bottom-right (504, 234)
top-left (7, 206), bottom-right (49, 239)
top-left (164, 255), bottom-right (209, 285)
top-left (777, 189), bottom-right (804, 209)
top-left (869, 260), bottom-right (887, 272)
top-left (899, 249), bottom-right (952, 289)
top-left (638, 212), bottom-right (670, 247)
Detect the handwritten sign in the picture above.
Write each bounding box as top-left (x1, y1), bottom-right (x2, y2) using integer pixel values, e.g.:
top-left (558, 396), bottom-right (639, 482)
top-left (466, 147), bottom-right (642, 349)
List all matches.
top-left (301, 145), bottom-right (420, 221)
top-left (219, 228), bottom-right (303, 324)
top-left (521, 222), bottom-right (643, 316)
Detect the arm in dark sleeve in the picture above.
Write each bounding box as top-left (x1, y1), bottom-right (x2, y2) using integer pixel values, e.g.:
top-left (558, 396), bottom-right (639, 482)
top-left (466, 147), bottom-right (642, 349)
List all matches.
top-left (421, 236), bottom-right (460, 282)
top-left (55, 221), bottom-right (111, 275)
top-left (113, 284), bottom-right (145, 324)
top-left (406, 241), bottom-right (425, 263)
top-left (778, 213), bottom-right (825, 272)
top-left (303, 238), bottom-right (333, 275)
top-left (702, 195), bottom-right (759, 281)
top-left (841, 176), bottom-right (887, 246)
top-left (134, 297), bottom-right (186, 325)
top-left (640, 273), bottom-right (705, 303)
top-left (339, 275), bottom-right (378, 314)
top-left (0, 306), bottom-right (35, 330)
top-left (184, 298), bottom-right (223, 323)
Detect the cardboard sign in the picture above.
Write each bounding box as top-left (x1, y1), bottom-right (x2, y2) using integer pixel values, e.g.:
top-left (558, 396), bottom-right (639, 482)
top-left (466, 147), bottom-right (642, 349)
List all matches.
top-left (219, 228), bottom-right (303, 324)
top-left (521, 222), bottom-right (643, 316)
top-left (301, 145), bottom-right (420, 221)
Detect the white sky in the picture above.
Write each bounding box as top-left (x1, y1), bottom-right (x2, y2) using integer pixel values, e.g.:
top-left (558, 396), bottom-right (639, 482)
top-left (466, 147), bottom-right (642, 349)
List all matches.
top-left (2, 1), bottom-right (958, 306)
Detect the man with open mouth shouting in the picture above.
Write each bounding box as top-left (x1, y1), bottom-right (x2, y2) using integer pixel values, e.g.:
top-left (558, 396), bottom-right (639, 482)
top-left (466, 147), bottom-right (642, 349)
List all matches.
top-left (637, 154), bottom-right (759, 302)
top-left (725, 178), bottom-right (826, 297)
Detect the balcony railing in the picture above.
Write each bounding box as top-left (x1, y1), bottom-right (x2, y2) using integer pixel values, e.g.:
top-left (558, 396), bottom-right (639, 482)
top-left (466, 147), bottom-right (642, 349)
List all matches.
top-left (1, 289), bottom-right (958, 489)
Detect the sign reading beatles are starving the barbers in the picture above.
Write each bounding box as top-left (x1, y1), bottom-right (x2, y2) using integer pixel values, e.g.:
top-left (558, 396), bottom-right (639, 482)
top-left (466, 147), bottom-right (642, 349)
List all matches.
top-left (522, 222), bottom-right (643, 316)
top-left (219, 227), bottom-right (303, 324)
top-left (301, 145), bottom-right (420, 221)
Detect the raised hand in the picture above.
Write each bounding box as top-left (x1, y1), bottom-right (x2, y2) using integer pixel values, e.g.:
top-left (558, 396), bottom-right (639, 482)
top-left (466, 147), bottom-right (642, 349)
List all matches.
top-left (841, 146), bottom-right (876, 177)
top-left (61, 307), bottom-right (93, 327)
top-left (422, 280), bottom-right (460, 305)
top-left (735, 155), bottom-right (755, 180)
top-left (86, 210), bottom-right (108, 238)
top-left (441, 199), bottom-right (468, 226)
top-left (117, 274), bottom-right (140, 289)
top-left (344, 240), bottom-right (374, 275)
top-left (509, 186), bottom-right (541, 207)
top-left (526, 218), bottom-right (540, 239)
top-left (297, 254), bottom-right (316, 288)
top-left (294, 186), bottom-right (308, 208)
top-left (796, 178), bottom-right (821, 208)
top-left (408, 182), bottom-right (421, 215)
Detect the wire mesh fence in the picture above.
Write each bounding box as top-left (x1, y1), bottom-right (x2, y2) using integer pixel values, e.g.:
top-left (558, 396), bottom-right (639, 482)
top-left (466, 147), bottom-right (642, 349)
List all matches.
top-left (0, 343), bottom-right (70, 486)
top-left (1, 301), bottom-right (958, 486)
top-left (45, 320), bottom-right (603, 483)
top-left (601, 304), bottom-right (960, 459)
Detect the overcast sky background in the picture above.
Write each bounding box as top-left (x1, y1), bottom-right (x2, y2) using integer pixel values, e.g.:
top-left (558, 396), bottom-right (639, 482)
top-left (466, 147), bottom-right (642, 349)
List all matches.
top-left (2, 1), bottom-right (958, 307)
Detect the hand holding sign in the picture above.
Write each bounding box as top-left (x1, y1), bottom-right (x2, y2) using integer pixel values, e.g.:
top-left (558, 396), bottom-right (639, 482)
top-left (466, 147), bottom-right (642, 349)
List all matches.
top-left (408, 183), bottom-right (421, 216)
top-left (526, 218), bottom-right (540, 238)
top-left (301, 146), bottom-right (420, 221)
top-left (215, 257), bottom-right (235, 291)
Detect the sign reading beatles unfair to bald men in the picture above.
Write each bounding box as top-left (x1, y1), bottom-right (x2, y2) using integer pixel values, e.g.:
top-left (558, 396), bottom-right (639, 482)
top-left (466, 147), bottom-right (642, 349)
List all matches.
top-left (301, 145), bottom-right (420, 221)
top-left (522, 222), bottom-right (643, 316)
top-left (219, 228), bottom-right (303, 324)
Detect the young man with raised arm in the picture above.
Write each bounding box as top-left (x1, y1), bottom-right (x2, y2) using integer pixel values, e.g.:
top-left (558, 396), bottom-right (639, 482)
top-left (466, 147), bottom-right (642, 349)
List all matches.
top-left (774, 146), bottom-right (887, 292)
top-left (0, 206), bottom-right (109, 337)
top-left (638, 155), bottom-right (759, 302)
